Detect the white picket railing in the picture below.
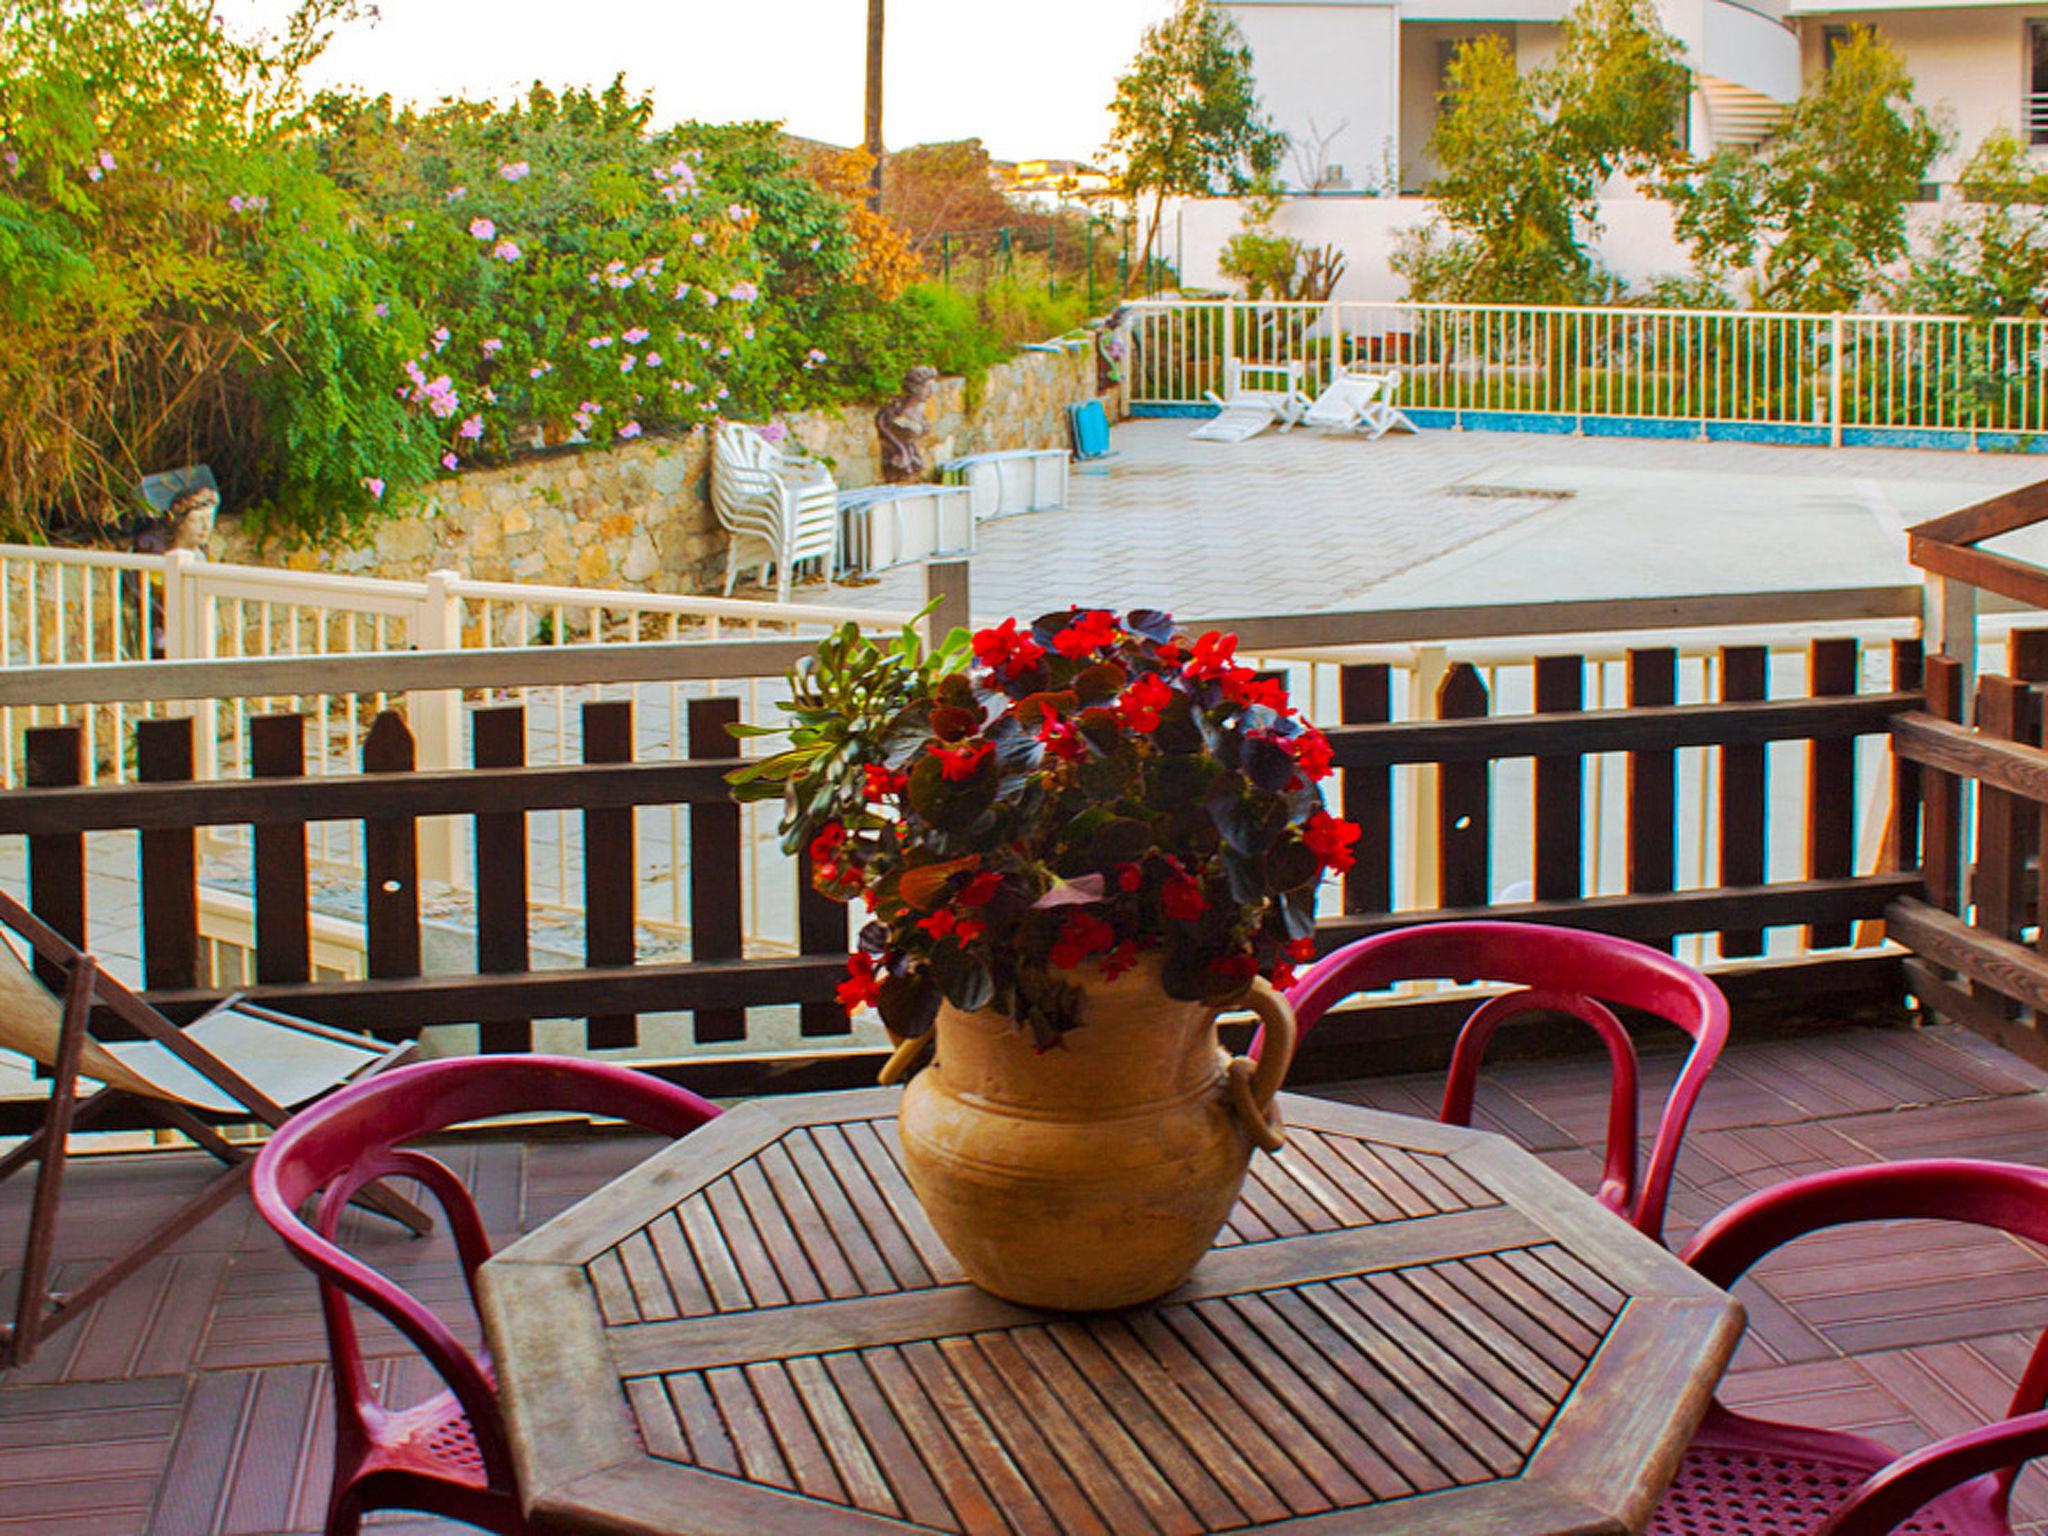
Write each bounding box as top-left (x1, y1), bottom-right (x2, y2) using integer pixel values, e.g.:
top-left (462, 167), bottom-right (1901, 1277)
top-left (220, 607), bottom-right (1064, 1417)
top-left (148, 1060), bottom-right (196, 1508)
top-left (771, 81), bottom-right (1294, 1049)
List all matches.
top-left (0, 544), bottom-right (918, 964)
top-left (1128, 298), bottom-right (2048, 443)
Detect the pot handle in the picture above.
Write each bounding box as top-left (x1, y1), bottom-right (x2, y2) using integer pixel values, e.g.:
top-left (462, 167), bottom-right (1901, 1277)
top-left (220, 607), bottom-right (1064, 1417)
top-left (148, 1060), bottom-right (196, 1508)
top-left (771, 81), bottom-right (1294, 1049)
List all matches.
top-left (877, 1027), bottom-right (933, 1086)
top-left (1225, 978), bottom-right (1295, 1153)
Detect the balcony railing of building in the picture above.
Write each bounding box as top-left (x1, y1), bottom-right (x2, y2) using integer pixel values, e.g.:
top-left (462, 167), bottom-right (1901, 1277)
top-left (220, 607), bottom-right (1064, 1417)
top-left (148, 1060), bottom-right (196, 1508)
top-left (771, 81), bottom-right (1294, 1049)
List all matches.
top-left (1126, 297), bottom-right (2048, 448)
top-left (13, 540), bottom-right (2039, 1130)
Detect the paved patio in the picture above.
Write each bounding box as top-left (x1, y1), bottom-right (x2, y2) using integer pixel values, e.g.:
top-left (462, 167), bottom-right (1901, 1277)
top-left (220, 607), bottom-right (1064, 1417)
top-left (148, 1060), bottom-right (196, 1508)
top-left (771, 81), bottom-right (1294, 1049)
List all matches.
top-left (818, 420), bottom-right (2048, 620)
top-left (6, 1020), bottom-right (2048, 1534)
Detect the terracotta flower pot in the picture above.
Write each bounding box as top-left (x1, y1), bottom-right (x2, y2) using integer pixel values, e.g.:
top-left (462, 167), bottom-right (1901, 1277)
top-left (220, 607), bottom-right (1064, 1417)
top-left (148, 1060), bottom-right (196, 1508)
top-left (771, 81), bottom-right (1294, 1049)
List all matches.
top-left (880, 958), bottom-right (1297, 1312)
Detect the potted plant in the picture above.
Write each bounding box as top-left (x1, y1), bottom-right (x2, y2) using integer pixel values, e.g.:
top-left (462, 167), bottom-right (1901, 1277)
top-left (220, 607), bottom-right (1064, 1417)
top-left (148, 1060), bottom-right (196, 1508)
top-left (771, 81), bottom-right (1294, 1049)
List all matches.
top-left (731, 605), bottom-right (1361, 1310)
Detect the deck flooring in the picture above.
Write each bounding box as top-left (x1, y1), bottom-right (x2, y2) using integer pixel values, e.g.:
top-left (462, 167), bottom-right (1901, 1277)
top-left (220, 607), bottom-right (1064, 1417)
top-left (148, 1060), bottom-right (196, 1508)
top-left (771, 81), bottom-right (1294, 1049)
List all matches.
top-left (6, 1020), bottom-right (2048, 1534)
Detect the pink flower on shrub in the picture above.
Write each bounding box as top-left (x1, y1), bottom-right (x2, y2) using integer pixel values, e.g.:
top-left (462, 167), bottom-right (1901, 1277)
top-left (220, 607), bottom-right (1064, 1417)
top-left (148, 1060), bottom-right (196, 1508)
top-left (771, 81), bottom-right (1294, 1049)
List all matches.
top-left (498, 160), bottom-right (531, 181)
top-left (620, 355), bottom-right (637, 372)
top-left (758, 421), bottom-right (788, 443)
top-left (468, 217), bottom-right (496, 241)
top-left (97, 149), bottom-right (115, 171)
top-left (529, 362), bottom-right (553, 379)
top-left (644, 352), bottom-right (662, 367)
top-left (458, 414), bottom-right (483, 440)
top-left (372, 302), bottom-right (390, 319)
top-left (446, 185), bottom-right (466, 202)
top-left (691, 232), bottom-right (707, 247)
top-left (587, 335), bottom-right (614, 349)
top-left (727, 280), bottom-right (759, 303)
top-left (491, 240), bottom-right (521, 262)
top-left (481, 338), bottom-right (504, 356)
top-left (2, 150), bottom-right (18, 172)
top-left (726, 203), bottom-right (749, 223)
top-left (672, 282), bottom-right (692, 301)
top-left (362, 477), bottom-right (385, 499)
top-left (431, 326), bottom-right (450, 351)
top-left (618, 421), bottom-right (642, 439)
top-left (442, 452), bottom-right (460, 470)
top-left (623, 327), bottom-right (649, 344)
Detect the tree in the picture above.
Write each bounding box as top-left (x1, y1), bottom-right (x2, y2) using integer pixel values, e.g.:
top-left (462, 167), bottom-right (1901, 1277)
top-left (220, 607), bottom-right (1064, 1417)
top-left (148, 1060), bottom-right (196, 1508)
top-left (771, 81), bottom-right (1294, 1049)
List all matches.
top-left (1658, 27), bottom-right (1943, 310)
top-left (1105, 0), bottom-right (1284, 294)
top-left (1395, 0), bottom-right (1688, 302)
top-left (881, 139), bottom-right (1018, 253)
top-left (1893, 128), bottom-right (2048, 317)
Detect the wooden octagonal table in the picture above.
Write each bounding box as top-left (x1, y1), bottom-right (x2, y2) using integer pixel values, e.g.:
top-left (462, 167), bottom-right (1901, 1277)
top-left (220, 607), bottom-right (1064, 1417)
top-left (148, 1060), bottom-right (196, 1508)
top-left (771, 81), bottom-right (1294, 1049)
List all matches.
top-left (477, 1088), bottom-right (1743, 1536)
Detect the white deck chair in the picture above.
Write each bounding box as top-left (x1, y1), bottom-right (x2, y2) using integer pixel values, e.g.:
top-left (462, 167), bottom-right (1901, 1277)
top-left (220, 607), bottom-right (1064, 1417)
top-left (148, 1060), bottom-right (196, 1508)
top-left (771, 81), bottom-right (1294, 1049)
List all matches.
top-left (1190, 359), bottom-right (1312, 443)
top-left (0, 891), bottom-right (425, 1368)
top-left (712, 423), bottom-right (840, 602)
top-left (1305, 369), bottom-right (1419, 440)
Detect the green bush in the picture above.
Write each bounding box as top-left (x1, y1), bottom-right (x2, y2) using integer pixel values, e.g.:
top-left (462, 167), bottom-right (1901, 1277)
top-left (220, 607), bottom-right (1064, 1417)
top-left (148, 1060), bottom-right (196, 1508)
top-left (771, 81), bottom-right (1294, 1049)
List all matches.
top-left (0, 0), bottom-right (1063, 545)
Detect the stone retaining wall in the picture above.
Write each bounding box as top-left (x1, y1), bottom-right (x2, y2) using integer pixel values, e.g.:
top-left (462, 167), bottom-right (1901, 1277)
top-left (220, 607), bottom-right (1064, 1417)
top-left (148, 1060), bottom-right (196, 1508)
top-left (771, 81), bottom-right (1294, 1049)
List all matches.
top-left (216, 346), bottom-right (1107, 593)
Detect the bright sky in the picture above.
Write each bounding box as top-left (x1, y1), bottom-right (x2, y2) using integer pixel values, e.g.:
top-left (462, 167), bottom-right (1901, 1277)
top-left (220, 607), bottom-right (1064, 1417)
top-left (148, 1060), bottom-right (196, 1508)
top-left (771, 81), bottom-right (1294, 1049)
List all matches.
top-left (223, 0), bottom-right (1177, 163)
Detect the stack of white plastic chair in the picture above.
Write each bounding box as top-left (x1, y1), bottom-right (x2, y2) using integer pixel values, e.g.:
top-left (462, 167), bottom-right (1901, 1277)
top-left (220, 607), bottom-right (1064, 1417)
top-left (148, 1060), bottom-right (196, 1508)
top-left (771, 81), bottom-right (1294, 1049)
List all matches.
top-left (711, 422), bottom-right (841, 602)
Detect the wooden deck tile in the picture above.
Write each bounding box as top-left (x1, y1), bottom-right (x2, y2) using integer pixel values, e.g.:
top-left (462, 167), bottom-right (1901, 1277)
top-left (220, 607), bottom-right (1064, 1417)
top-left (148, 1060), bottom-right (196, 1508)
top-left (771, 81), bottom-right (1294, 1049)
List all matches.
top-left (0, 1023), bottom-right (2046, 1533)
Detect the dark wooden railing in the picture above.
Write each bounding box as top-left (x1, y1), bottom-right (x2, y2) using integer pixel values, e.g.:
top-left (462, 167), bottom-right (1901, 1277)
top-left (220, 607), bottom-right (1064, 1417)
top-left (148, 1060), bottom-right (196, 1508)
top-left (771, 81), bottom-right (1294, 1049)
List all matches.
top-left (0, 613), bottom-right (1931, 1119)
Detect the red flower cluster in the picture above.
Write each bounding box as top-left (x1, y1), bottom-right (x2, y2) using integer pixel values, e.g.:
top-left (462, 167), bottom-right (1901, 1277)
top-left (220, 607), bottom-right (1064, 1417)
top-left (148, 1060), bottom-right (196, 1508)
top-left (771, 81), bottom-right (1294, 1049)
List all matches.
top-left (1161, 873), bottom-right (1209, 921)
top-left (837, 952), bottom-right (883, 1012)
top-left (1184, 630), bottom-right (1239, 680)
top-left (1049, 911), bottom-right (1117, 969)
top-left (1304, 810), bottom-right (1362, 873)
top-left (1116, 672), bottom-right (1174, 733)
top-left (918, 908), bottom-right (987, 944)
top-left (1283, 728), bottom-right (1335, 783)
top-left (1051, 609), bottom-right (1121, 659)
top-left (928, 739), bottom-right (992, 782)
top-left (972, 617), bottom-right (1044, 680)
top-left (863, 763), bottom-right (906, 801)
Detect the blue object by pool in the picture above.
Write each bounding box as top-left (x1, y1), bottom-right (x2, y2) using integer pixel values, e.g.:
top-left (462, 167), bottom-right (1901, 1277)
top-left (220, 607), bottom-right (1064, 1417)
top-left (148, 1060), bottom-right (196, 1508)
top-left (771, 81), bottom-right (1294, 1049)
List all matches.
top-left (1068, 400), bottom-right (1117, 462)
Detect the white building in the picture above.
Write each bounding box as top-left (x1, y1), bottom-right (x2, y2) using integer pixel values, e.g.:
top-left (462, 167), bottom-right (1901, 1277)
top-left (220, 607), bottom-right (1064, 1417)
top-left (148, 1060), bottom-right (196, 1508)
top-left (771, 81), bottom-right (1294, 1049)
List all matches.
top-left (1188, 0), bottom-right (2048, 297)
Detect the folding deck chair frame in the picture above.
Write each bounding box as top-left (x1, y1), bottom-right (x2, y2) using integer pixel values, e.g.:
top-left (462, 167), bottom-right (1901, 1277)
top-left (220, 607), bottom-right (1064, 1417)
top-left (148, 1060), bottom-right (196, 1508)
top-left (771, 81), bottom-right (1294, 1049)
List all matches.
top-left (1191, 359), bottom-right (1313, 443)
top-left (1304, 368), bottom-right (1420, 440)
top-left (0, 891), bottom-right (428, 1367)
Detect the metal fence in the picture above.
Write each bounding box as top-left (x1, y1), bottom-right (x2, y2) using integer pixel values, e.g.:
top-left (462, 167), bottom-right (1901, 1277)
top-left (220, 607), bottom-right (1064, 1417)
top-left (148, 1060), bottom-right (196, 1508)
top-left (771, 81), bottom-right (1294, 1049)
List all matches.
top-left (1128, 299), bottom-right (2048, 444)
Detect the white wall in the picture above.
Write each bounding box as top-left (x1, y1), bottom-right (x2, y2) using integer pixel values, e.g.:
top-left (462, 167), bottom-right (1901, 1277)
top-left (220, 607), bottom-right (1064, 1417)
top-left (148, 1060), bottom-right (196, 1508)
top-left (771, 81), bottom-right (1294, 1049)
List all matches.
top-left (1224, 2), bottom-right (1402, 191)
top-left (1171, 193), bottom-right (1695, 301)
top-left (1796, 6), bottom-right (2035, 180)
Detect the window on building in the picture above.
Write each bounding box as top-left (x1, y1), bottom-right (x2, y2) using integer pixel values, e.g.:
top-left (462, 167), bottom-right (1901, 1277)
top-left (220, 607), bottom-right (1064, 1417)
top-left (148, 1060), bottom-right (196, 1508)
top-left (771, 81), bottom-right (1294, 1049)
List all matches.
top-left (2032, 21), bottom-right (2048, 145)
top-left (1822, 25), bottom-right (1851, 70)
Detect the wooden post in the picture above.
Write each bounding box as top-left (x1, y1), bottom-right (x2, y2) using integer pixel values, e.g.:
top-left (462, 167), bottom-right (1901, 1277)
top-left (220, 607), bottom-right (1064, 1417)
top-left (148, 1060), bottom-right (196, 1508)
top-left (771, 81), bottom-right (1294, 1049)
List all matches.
top-left (24, 727), bottom-right (84, 997)
top-left (1805, 639), bottom-right (1859, 949)
top-left (136, 717), bottom-right (198, 991)
top-left (251, 714), bottom-right (310, 985)
top-left (924, 559), bottom-right (971, 652)
top-left (689, 697), bottom-right (745, 1044)
top-left (1922, 655), bottom-right (1966, 915)
top-left (363, 713), bottom-right (422, 983)
top-left (583, 701), bottom-right (637, 1049)
top-left (1437, 664), bottom-right (1490, 910)
top-left (1718, 647), bottom-right (1768, 958)
top-left (1339, 663), bottom-right (1392, 918)
top-left (1533, 655), bottom-right (1584, 902)
top-left (473, 706), bottom-right (532, 1053)
top-left (1627, 649), bottom-right (1677, 950)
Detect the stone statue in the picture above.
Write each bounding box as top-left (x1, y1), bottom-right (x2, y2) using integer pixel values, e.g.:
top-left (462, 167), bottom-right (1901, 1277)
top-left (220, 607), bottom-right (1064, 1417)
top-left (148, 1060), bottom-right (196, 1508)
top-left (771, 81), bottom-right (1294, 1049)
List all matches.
top-left (1095, 305), bottom-right (1135, 394)
top-left (876, 365), bottom-right (940, 483)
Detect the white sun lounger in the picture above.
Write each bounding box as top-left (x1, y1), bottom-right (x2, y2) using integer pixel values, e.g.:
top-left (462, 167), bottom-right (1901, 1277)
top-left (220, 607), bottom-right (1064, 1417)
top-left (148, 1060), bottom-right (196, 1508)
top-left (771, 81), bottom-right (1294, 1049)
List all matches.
top-left (1190, 360), bottom-right (1312, 443)
top-left (1304, 369), bottom-right (1419, 440)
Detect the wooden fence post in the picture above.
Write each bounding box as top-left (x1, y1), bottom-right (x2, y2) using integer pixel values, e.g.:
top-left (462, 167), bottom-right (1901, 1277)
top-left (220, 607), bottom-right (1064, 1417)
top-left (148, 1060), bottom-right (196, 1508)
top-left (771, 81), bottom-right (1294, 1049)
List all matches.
top-left (473, 706), bottom-right (532, 1053)
top-left (1533, 654), bottom-right (1584, 902)
top-left (25, 726), bottom-right (84, 995)
top-left (688, 697), bottom-right (745, 1045)
top-left (1718, 646), bottom-right (1768, 958)
top-left (1437, 664), bottom-right (1489, 909)
top-left (136, 717), bottom-right (197, 991)
top-left (1339, 663), bottom-right (1392, 919)
top-left (583, 700), bottom-right (637, 1049)
top-left (1628, 648), bottom-right (1677, 951)
top-left (1806, 639), bottom-right (1859, 949)
top-left (250, 714), bottom-right (310, 985)
top-left (363, 712), bottom-right (422, 983)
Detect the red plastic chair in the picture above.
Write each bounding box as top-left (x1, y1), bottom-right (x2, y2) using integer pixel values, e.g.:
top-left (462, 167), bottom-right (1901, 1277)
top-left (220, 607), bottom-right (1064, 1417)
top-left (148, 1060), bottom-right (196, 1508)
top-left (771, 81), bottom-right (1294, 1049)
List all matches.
top-left (1653, 1159), bottom-right (2048, 1536)
top-left (1281, 921), bottom-right (1729, 1244)
top-left (249, 1056), bottom-right (721, 1536)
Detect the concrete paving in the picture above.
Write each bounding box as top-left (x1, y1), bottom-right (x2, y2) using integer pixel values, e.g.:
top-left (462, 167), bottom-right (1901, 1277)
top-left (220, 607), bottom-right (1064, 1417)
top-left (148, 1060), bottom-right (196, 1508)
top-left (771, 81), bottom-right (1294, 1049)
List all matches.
top-left (805, 419), bottom-right (2045, 621)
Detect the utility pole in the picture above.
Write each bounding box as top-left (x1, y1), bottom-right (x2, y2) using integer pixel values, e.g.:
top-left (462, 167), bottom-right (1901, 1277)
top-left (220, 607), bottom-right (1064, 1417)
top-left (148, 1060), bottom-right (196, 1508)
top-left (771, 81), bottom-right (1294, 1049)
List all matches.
top-left (865, 0), bottom-right (885, 212)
